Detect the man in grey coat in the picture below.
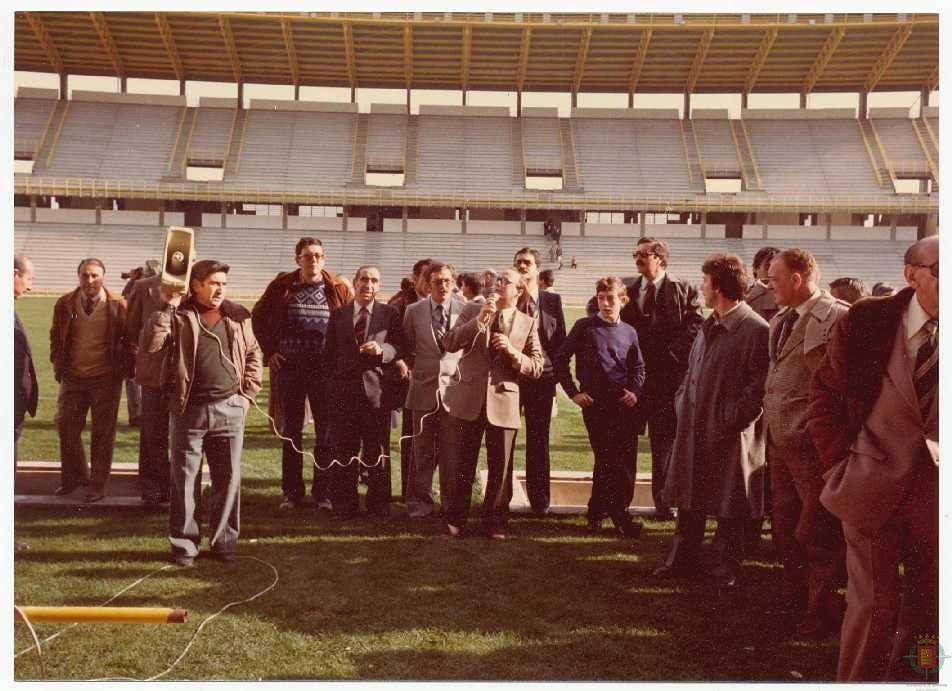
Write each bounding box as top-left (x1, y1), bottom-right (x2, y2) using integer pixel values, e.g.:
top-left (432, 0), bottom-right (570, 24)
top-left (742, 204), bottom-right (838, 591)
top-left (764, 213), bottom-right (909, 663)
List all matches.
top-left (653, 253), bottom-right (769, 591)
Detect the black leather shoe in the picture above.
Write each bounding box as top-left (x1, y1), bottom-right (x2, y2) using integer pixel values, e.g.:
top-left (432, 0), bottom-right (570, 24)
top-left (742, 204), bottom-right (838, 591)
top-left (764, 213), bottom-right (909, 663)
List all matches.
top-left (652, 563), bottom-right (691, 579)
top-left (53, 485), bottom-right (79, 496)
top-left (83, 491), bottom-right (105, 504)
top-left (614, 518), bottom-right (643, 539)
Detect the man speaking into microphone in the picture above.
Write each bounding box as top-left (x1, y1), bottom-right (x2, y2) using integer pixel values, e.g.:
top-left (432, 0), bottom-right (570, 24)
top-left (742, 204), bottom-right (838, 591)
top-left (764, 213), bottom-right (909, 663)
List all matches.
top-left (439, 267), bottom-right (543, 539)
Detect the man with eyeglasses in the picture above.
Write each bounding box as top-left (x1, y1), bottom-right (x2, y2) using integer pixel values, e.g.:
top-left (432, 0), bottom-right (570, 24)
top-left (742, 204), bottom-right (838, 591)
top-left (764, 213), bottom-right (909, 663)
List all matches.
top-left (619, 237), bottom-right (704, 520)
top-left (252, 237), bottom-right (353, 512)
top-left (809, 236), bottom-right (939, 681)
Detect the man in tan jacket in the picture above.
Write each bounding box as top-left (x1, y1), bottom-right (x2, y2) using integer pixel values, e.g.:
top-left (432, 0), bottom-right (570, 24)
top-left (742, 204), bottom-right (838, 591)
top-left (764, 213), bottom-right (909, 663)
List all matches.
top-left (439, 267), bottom-right (544, 539)
top-left (146, 259), bottom-right (262, 566)
top-left (50, 258), bottom-right (131, 503)
top-left (763, 248), bottom-right (848, 636)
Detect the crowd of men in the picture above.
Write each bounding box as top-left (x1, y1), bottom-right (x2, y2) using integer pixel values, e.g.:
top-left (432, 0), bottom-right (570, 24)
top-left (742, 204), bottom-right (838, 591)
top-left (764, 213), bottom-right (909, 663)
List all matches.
top-left (13, 230), bottom-right (938, 681)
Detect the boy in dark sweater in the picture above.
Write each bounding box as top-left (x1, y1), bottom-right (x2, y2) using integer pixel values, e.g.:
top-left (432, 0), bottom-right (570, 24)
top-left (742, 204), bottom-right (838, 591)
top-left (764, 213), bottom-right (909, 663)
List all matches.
top-left (556, 276), bottom-right (646, 539)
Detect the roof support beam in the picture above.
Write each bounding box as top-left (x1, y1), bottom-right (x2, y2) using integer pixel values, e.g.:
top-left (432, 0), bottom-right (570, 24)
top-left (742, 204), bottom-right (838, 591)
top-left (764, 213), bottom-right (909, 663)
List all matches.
top-left (685, 29), bottom-right (714, 94)
top-left (24, 12), bottom-right (64, 75)
top-left (218, 15), bottom-right (243, 84)
top-left (801, 26), bottom-right (845, 95)
top-left (281, 18), bottom-right (300, 88)
top-left (343, 22), bottom-right (357, 89)
top-left (403, 24), bottom-right (413, 89)
top-left (89, 12), bottom-right (125, 80)
top-left (924, 64), bottom-right (938, 92)
top-left (461, 25), bottom-right (472, 92)
top-left (516, 26), bottom-right (532, 91)
top-left (864, 23), bottom-right (913, 92)
top-left (572, 27), bottom-right (593, 93)
top-left (628, 28), bottom-right (652, 95)
top-left (744, 27), bottom-right (778, 93)
top-left (155, 13), bottom-right (184, 82)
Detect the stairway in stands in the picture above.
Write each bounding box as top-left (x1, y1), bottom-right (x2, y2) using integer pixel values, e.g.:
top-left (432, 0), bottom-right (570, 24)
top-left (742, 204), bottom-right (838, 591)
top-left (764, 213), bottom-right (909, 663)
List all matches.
top-left (224, 108), bottom-right (247, 177)
top-left (404, 116), bottom-right (419, 185)
top-left (349, 112), bottom-right (369, 186)
top-left (32, 99), bottom-right (69, 175)
top-left (511, 118), bottom-right (525, 188)
top-left (163, 107), bottom-right (196, 180)
top-left (857, 118), bottom-right (893, 189)
top-left (730, 120), bottom-right (763, 191)
top-left (559, 119), bottom-right (582, 192)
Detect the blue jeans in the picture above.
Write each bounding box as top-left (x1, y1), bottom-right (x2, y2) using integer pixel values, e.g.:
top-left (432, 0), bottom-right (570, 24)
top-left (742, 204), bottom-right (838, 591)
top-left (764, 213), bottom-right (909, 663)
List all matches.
top-left (169, 393), bottom-right (246, 558)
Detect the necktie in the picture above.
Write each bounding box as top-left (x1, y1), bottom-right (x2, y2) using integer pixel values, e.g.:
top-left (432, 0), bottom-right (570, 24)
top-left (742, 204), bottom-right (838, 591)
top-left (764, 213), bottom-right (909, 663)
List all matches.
top-left (643, 281), bottom-right (656, 318)
top-left (522, 296), bottom-right (537, 318)
top-left (776, 309), bottom-right (799, 353)
top-left (434, 304), bottom-right (446, 353)
top-left (914, 318), bottom-right (938, 419)
top-left (84, 299), bottom-right (95, 316)
top-left (354, 307), bottom-right (369, 345)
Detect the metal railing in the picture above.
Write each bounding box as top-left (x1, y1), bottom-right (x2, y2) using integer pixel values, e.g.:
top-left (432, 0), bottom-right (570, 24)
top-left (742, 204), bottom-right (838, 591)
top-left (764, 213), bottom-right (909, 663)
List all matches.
top-left (14, 175), bottom-right (939, 216)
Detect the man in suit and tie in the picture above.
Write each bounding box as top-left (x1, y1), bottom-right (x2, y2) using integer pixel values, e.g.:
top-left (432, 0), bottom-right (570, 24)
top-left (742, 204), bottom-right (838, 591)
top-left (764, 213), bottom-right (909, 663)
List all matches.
top-left (763, 248), bottom-right (848, 636)
top-left (809, 236), bottom-right (938, 681)
top-left (513, 247), bottom-right (566, 515)
top-left (440, 267), bottom-right (544, 539)
top-left (619, 237), bottom-right (704, 519)
top-left (14, 253), bottom-right (38, 460)
top-left (402, 262), bottom-right (466, 518)
top-left (324, 265), bottom-right (405, 519)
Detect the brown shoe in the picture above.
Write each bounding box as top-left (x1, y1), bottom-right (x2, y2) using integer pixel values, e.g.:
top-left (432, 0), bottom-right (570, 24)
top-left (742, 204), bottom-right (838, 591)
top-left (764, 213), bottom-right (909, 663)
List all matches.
top-left (83, 492), bottom-right (105, 504)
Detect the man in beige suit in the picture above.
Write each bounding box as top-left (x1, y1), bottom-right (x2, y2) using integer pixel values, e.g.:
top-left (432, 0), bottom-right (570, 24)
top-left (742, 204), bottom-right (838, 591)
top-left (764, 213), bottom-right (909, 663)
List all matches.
top-left (764, 248), bottom-right (848, 636)
top-left (440, 267), bottom-right (544, 539)
top-left (808, 236), bottom-right (938, 681)
top-left (402, 261), bottom-right (466, 518)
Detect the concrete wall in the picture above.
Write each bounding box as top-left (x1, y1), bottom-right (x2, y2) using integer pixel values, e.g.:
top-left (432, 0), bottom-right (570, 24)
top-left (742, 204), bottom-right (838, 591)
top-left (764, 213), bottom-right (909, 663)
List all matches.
top-left (830, 226), bottom-right (891, 241)
top-left (584, 222), bottom-right (640, 238)
top-left (165, 212), bottom-right (186, 226)
top-left (467, 220), bottom-right (523, 235)
top-left (704, 224), bottom-right (726, 239)
top-left (763, 225), bottom-right (827, 240)
top-left (525, 221), bottom-right (546, 236)
top-left (560, 222), bottom-right (583, 237)
top-left (35, 208), bottom-right (96, 224)
top-left (406, 219), bottom-right (463, 233)
top-left (741, 224), bottom-right (767, 239)
top-left (644, 224), bottom-right (702, 239)
top-left (101, 210), bottom-right (160, 225)
top-left (288, 216), bottom-right (345, 231)
top-left (226, 214), bottom-right (283, 229)
top-left (14, 207), bottom-right (32, 222)
top-left (895, 226), bottom-right (918, 241)
top-left (201, 213), bottom-right (222, 228)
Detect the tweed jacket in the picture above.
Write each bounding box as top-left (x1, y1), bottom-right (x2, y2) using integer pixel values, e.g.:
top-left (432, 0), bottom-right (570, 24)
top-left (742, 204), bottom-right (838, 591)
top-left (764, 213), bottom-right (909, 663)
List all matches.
top-left (144, 298), bottom-right (263, 416)
top-left (809, 288), bottom-right (939, 535)
top-left (49, 287), bottom-right (131, 383)
top-left (441, 301), bottom-right (544, 429)
top-left (402, 295), bottom-right (467, 411)
top-left (763, 291), bottom-right (848, 453)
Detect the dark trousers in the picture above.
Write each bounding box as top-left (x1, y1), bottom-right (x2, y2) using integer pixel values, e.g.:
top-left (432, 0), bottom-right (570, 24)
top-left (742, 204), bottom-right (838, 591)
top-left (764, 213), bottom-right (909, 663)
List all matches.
top-left (769, 442), bottom-right (844, 615)
top-left (642, 395), bottom-right (677, 511)
top-left (441, 409), bottom-right (517, 534)
top-left (138, 386), bottom-right (170, 499)
top-left (399, 407), bottom-right (414, 499)
top-left (837, 463), bottom-right (937, 682)
top-left (329, 405), bottom-right (392, 516)
top-left (582, 399), bottom-right (637, 525)
top-left (519, 376), bottom-right (556, 512)
top-left (662, 509), bottom-right (745, 581)
top-left (277, 363), bottom-right (330, 502)
top-left (55, 376), bottom-right (123, 493)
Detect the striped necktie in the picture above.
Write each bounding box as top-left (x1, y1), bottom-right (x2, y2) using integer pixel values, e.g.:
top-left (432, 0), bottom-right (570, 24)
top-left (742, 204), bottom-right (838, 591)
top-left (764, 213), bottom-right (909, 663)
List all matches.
top-left (354, 307), bottom-right (369, 346)
top-left (434, 304), bottom-right (446, 353)
top-left (914, 318), bottom-right (938, 419)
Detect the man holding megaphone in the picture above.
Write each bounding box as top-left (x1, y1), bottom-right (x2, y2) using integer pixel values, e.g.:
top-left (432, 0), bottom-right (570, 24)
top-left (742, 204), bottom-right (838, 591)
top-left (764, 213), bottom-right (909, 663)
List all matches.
top-left (144, 259), bottom-right (263, 567)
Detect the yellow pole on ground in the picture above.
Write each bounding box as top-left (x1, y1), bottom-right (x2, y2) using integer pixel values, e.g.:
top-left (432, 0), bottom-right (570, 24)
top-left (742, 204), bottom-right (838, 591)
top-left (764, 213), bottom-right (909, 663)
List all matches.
top-left (15, 607), bottom-right (188, 624)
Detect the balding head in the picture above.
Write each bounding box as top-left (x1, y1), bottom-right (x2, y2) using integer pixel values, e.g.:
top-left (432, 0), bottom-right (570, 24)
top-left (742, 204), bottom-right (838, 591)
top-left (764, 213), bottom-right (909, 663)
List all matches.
top-left (903, 235), bottom-right (939, 317)
top-left (14, 253), bottom-right (34, 299)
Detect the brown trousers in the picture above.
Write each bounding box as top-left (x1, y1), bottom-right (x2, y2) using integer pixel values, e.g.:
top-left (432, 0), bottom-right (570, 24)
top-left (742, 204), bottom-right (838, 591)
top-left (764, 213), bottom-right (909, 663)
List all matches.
top-left (837, 462), bottom-right (938, 681)
top-left (56, 376), bottom-right (123, 493)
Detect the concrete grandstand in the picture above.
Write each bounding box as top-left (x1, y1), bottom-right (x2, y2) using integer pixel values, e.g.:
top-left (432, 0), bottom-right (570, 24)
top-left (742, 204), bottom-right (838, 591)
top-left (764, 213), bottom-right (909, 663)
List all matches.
top-left (14, 12), bottom-right (938, 303)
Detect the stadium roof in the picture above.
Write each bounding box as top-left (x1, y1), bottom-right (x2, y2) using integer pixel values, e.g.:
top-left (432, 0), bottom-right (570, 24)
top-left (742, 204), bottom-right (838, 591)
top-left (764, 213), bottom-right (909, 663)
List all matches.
top-left (16, 11), bottom-right (939, 95)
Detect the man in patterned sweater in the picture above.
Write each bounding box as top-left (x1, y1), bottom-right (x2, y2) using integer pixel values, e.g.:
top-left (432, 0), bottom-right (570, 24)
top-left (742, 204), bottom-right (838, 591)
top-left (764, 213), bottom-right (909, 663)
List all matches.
top-left (252, 237), bottom-right (353, 512)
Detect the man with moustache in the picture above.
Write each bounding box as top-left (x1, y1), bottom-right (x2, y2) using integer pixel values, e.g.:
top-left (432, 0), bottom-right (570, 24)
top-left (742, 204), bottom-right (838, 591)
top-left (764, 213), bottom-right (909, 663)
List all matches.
top-left (809, 236), bottom-right (939, 681)
top-left (402, 262), bottom-right (466, 518)
top-left (440, 267), bottom-right (544, 539)
top-left (763, 248), bottom-right (848, 636)
top-left (146, 260), bottom-right (262, 566)
top-left (324, 266), bottom-right (404, 518)
top-left (50, 258), bottom-right (132, 503)
top-left (512, 247), bottom-right (566, 515)
top-left (252, 237), bottom-right (352, 512)
top-left (619, 237), bottom-right (704, 519)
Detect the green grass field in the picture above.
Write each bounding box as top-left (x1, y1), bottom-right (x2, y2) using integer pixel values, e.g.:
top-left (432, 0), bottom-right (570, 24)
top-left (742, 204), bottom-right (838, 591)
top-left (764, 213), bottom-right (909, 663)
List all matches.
top-left (13, 296), bottom-right (838, 681)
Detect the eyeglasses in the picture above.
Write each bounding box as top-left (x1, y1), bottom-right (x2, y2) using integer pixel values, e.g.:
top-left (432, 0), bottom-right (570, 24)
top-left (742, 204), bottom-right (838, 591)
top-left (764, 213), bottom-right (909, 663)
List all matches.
top-left (297, 252), bottom-right (324, 262)
top-left (632, 250), bottom-right (655, 259)
top-left (911, 261), bottom-right (939, 278)
top-left (495, 276), bottom-right (514, 286)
